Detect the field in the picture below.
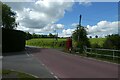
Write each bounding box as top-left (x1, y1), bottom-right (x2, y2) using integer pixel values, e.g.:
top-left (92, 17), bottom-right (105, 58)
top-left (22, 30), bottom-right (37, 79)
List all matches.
top-left (26, 38), bottom-right (106, 48)
top-left (89, 38), bottom-right (106, 47)
top-left (26, 38), bottom-right (66, 48)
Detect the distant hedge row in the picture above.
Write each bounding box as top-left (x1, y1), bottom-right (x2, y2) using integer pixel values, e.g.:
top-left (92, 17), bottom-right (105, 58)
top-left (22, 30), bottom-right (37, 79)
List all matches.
top-left (2, 28), bottom-right (26, 53)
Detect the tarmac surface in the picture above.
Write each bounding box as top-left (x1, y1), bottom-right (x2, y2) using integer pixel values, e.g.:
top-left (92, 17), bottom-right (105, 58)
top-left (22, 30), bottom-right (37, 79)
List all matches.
top-left (27, 47), bottom-right (119, 78)
top-left (2, 46), bottom-right (119, 79)
top-left (3, 49), bottom-right (56, 79)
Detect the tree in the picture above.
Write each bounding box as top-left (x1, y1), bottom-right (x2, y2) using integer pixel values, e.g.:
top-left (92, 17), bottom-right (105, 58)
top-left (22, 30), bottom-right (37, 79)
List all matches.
top-left (95, 35), bottom-right (98, 38)
top-left (32, 33), bottom-right (39, 38)
top-left (89, 36), bottom-right (92, 38)
top-left (1, 2), bottom-right (17, 29)
top-left (72, 25), bottom-right (90, 53)
top-left (48, 33), bottom-right (54, 38)
top-left (25, 32), bottom-right (32, 40)
top-left (103, 34), bottom-right (120, 50)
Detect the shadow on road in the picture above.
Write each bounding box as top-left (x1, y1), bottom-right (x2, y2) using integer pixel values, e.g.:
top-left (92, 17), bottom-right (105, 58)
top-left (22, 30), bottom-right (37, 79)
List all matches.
top-left (2, 46), bottom-right (41, 56)
top-left (26, 46), bottom-right (41, 53)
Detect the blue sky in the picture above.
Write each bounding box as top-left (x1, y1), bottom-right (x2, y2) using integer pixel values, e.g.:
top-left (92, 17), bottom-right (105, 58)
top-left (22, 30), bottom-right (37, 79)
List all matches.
top-left (6, 1), bottom-right (119, 37)
top-left (57, 2), bottom-right (118, 28)
top-left (56, 2), bottom-right (118, 37)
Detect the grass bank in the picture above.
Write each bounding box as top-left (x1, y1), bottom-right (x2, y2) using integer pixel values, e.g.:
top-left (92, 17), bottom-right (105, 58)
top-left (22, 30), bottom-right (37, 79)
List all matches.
top-left (2, 69), bottom-right (37, 79)
top-left (26, 38), bottom-right (66, 48)
top-left (26, 38), bottom-right (106, 48)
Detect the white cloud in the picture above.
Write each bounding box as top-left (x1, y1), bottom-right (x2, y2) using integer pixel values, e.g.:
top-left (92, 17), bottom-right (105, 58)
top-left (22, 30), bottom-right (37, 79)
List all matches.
top-left (58, 28), bottom-right (75, 37)
top-left (86, 21), bottom-right (119, 38)
top-left (5, 1), bottom-right (118, 38)
top-left (71, 23), bottom-right (78, 27)
top-left (63, 21), bottom-right (119, 38)
top-left (17, 23), bottom-right (64, 33)
top-left (6, 0), bottom-right (74, 33)
top-left (79, 0), bottom-right (92, 6)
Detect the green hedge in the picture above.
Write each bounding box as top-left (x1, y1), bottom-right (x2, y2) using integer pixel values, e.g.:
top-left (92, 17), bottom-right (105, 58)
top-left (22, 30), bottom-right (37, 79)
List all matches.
top-left (2, 28), bottom-right (26, 53)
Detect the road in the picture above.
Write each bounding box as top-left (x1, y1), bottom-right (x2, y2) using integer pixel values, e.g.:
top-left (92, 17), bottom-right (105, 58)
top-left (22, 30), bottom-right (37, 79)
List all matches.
top-left (26, 47), bottom-right (119, 79)
top-left (0, 55), bottom-right (2, 79)
top-left (3, 50), bottom-right (56, 78)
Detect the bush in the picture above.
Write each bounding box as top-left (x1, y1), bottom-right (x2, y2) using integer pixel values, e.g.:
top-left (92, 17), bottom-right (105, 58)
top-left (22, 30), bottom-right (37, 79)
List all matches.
top-left (103, 34), bottom-right (120, 50)
top-left (72, 26), bottom-right (90, 53)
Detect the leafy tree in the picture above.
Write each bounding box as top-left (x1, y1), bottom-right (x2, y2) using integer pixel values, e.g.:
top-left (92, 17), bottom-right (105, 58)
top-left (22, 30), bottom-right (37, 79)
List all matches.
top-left (95, 35), bottom-right (98, 38)
top-left (89, 36), bottom-right (92, 38)
top-left (72, 25), bottom-right (90, 53)
top-left (103, 34), bottom-right (120, 50)
top-left (32, 33), bottom-right (39, 38)
top-left (1, 2), bottom-right (17, 29)
top-left (25, 32), bottom-right (32, 40)
top-left (48, 33), bottom-right (54, 38)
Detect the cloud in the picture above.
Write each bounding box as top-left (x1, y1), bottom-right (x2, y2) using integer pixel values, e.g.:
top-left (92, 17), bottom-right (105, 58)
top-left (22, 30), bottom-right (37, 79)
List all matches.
top-left (17, 23), bottom-right (64, 33)
top-left (6, 0), bottom-right (74, 33)
top-left (71, 23), bottom-right (78, 27)
top-left (68, 21), bottom-right (118, 38)
top-left (5, 1), bottom-right (117, 38)
top-left (79, 0), bottom-right (92, 6)
top-left (86, 21), bottom-right (119, 37)
top-left (58, 28), bottom-right (75, 37)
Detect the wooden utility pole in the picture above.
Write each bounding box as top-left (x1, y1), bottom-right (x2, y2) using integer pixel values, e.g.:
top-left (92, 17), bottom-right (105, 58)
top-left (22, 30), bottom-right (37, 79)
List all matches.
top-left (53, 29), bottom-right (58, 48)
top-left (77, 14), bottom-right (82, 42)
top-left (79, 15), bottom-right (82, 27)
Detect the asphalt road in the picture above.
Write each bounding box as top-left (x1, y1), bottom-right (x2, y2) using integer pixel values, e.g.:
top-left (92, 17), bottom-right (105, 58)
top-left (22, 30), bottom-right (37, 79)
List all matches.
top-left (0, 55), bottom-right (2, 79)
top-left (3, 50), bottom-right (55, 78)
top-left (26, 47), bottom-right (119, 78)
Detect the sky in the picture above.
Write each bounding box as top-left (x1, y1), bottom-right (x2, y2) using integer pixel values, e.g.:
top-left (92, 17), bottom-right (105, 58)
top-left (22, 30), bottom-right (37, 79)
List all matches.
top-left (5, 0), bottom-right (119, 38)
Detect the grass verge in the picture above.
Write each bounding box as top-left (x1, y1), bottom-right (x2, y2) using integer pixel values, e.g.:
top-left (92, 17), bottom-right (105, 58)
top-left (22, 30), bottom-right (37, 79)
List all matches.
top-left (2, 69), bottom-right (37, 79)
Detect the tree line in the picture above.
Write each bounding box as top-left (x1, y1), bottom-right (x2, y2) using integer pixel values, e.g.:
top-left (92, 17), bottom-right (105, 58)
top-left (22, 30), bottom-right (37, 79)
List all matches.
top-left (26, 32), bottom-right (59, 40)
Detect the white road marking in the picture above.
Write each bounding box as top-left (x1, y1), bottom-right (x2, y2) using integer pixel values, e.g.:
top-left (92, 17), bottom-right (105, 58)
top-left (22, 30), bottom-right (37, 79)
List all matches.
top-left (26, 53), bottom-right (30, 57)
top-left (50, 72), bottom-right (54, 75)
top-left (0, 56), bottom-right (2, 59)
top-left (30, 54), bottom-right (33, 56)
top-left (42, 64), bottom-right (45, 66)
top-left (54, 75), bottom-right (58, 79)
top-left (37, 60), bottom-right (58, 79)
top-left (26, 52), bottom-right (34, 57)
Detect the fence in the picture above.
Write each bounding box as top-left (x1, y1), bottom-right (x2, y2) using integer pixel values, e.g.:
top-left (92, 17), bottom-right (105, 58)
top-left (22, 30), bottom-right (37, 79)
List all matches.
top-left (84, 46), bottom-right (120, 62)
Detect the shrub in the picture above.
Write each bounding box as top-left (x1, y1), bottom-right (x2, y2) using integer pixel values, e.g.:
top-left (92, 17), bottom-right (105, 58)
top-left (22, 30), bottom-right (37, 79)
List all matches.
top-left (103, 34), bottom-right (120, 50)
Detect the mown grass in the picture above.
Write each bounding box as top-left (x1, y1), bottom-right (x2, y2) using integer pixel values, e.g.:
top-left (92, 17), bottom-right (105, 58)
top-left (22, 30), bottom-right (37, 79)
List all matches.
top-left (26, 38), bottom-right (106, 48)
top-left (89, 38), bottom-right (106, 47)
top-left (26, 38), bottom-right (66, 48)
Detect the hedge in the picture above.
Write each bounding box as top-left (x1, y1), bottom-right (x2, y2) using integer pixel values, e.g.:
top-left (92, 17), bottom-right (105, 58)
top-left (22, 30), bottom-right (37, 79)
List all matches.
top-left (2, 28), bottom-right (26, 53)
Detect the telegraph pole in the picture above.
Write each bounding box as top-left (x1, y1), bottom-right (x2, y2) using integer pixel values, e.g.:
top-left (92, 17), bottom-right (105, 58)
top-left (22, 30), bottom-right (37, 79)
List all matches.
top-left (77, 14), bottom-right (82, 42)
top-left (79, 15), bottom-right (82, 27)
